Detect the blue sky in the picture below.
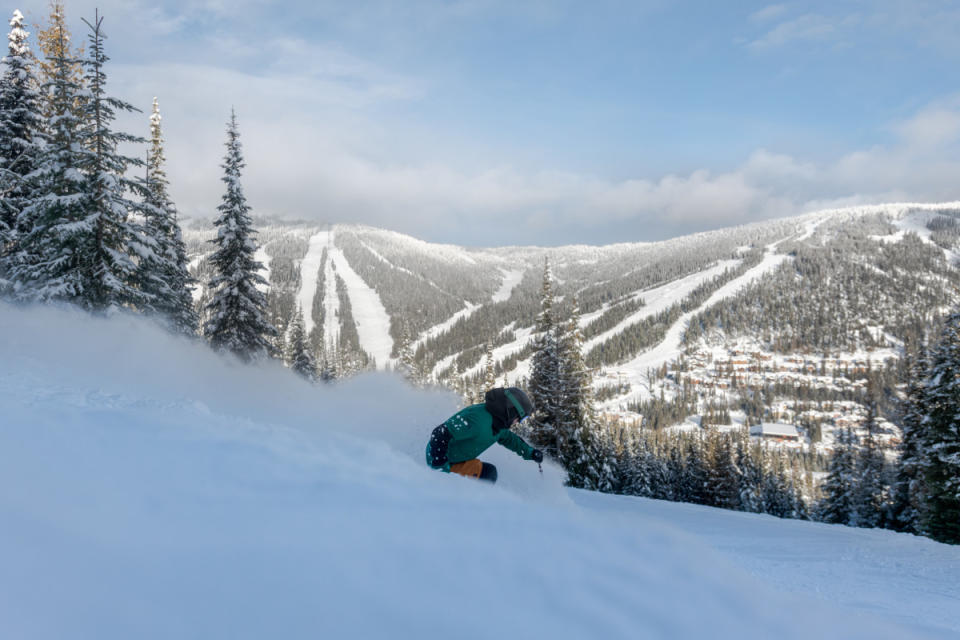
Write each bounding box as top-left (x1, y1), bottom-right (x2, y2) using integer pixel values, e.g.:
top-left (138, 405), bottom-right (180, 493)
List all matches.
top-left (13, 0), bottom-right (960, 246)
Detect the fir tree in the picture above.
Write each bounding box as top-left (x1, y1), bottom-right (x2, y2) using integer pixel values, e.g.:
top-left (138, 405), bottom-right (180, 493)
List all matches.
top-left (558, 295), bottom-right (612, 490)
top-left (735, 434), bottom-right (764, 513)
top-left (34, 2), bottom-right (83, 120)
top-left (483, 342), bottom-right (496, 391)
top-left (919, 310), bottom-right (960, 543)
top-left (527, 257), bottom-right (562, 458)
top-left (140, 97), bottom-right (197, 333)
top-left (285, 305), bottom-right (316, 381)
top-left (818, 426), bottom-right (857, 525)
top-left (0, 10), bottom-right (45, 289)
top-left (70, 12), bottom-right (151, 311)
top-left (854, 397), bottom-right (887, 528)
top-left (11, 22), bottom-right (89, 304)
top-left (890, 341), bottom-right (928, 533)
top-left (203, 110), bottom-right (276, 360)
top-left (705, 429), bottom-right (739, 509)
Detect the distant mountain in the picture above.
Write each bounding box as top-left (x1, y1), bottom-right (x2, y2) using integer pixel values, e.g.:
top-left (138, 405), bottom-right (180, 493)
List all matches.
top-left (184, 202), bottom-right (960, 450)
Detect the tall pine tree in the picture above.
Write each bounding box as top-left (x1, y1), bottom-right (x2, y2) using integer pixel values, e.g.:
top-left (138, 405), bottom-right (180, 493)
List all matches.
top-left (890, 340), bottom-right (928, 533)
top-left (203, 109), bottom-right (276, 361)
top-left (0, 10), bottom-right (45, 289)
top-left (527, 257), bottom-right (562, 458)
top-left (558, 296), bottom-right (613, 491)
top-left (11, 22), bottom-right (89, 304)
top-left (73, 12), bottom-right (150, 311)
top-left (919, 309), bottom-right (960, 543)
top-left (285, 305), bottom-right (316, 381)
top-left (818, 426), bottom-right (858, 525)
top-left (140, 96), bottom-right (197, 333)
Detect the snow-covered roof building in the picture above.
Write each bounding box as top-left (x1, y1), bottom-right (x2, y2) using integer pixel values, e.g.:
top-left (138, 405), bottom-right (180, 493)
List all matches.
top-left (749, 422), bottom-right (800, 441)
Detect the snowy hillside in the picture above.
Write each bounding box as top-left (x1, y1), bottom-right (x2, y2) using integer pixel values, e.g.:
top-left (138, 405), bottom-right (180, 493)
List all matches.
top-left (2, 303), bottom-right (958, 639)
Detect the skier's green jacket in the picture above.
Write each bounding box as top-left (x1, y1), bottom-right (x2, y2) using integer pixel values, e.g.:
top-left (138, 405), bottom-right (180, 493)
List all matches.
top-left (425, 400), bottom-right (535, 472)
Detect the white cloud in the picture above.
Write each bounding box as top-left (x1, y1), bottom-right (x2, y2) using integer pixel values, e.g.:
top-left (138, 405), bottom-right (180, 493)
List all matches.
top-left (749, 4), bottom-right (789, 24)
top-left (895, 99), bottom-right (960, 150)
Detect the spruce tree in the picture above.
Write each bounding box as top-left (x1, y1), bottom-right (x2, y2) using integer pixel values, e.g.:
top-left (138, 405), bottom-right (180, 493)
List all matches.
top-left (140, 97), bottom-right (197, 333)
top-left (919, 310), bottom-right (960, 543)
top-left (557, 295), bottom-right (612, 490)
top-left (527, 257), bottom-right (562, 457)
top-left (71, 12), bottom-right (151, 311)
top-left (203, 110), bottom-right (276, 360)
top-left (34, 2), bottom-right (83, 120)
top-left (735, 434), bottom-right (764, 513)
top-left (890, 341), bottom-right (928, 533)
top-left (483, 342), bottom-right (496, 391)
top-left (11, 23), bottom-right (88, 304)
top-left (818, 426), bottom-right (857, 525)
top-left (705, 429), bottom-right (739, 509)
top-left (285, 305), bottom-right (316, 381)
top-left (854, 397), bottom-right (887, 528)
top-left (0, 10), bottom-right (45, 289)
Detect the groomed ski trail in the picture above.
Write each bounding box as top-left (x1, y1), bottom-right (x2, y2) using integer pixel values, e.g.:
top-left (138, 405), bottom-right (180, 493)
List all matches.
top-left (296, 231), bottom-right (328, 335)
top-left (327, 233), bottom-right (394, 368)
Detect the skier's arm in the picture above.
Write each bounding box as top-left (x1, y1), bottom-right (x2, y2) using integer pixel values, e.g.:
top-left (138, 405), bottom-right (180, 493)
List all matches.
top-left (496, 429), bottom-right (535, 460)
top-left (428, 425), bottom-right (453, 471)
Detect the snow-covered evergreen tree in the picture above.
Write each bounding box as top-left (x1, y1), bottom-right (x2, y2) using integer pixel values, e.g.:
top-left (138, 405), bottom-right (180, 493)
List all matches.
top-left (527, 258), bottom-right (562, 458)
top-left (705, 428), bottom-right (739, 509)
top-left (285, 305), bottom-right (316, 381)
top-left (70, 12), bottom-right (153, 311)
top-left (318, 339), bottom-right (337, 383)
top-left (10, 23), bottom-right (89, 304)
top-left (919, 310), bottom-right (960, 544)
top-left (818, 426), bottom-right (858, 525)
top-left (853, 397), bottom-right (887, 528)
top-left (203, 110), bottom-right (276, 360)
top-left (0, 10), bottom-right (45, 290)
top-left (735, 435), bottom-right (764, 513)
top-left (139, 97), bottom-right (197, 333)
top-left (557, 295), bottom-right (611, 491)
top-left (35, 2), bottom-right (83, 120)
top-left (483, 342), bottom-right (496, 391)
top-left (890, 341), bottom-right (928, 533)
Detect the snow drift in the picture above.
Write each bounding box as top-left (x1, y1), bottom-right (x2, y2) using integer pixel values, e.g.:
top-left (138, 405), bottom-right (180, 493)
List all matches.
top-left (1, 302), bottom-right (957, 639)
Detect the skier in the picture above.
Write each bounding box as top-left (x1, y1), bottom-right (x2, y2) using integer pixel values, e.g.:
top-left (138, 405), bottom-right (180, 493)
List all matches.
top-left (426, 386), bottom-right (544, 483)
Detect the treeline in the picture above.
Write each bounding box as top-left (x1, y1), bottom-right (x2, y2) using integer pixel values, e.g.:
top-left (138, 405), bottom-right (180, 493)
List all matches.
top-left (0, 6), bottom-right (356, 381)
top-left (0, 7), bottom-right (195, 331)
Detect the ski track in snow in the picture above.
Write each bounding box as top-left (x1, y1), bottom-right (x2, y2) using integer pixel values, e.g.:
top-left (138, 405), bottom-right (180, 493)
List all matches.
top-left (296, 231), bottom-right (329, 335)
top-left (327, 239), bottom-right (394, 367)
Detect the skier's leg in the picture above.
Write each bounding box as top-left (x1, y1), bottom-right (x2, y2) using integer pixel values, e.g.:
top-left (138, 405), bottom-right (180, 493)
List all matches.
top-left (449, 459), bottom-right (483, 478)
top-left (478, 462), bottom-right (497, 484)
top-left (449, 459), bottom-right (497, 483)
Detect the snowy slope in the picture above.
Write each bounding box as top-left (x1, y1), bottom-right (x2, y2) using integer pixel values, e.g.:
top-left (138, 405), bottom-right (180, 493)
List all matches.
top-left (296, 230), bottom-right (328, 335)
top-left (1, 303), bottom-right (958, 640)
top-left (325, 233), bottom-right (394, 365)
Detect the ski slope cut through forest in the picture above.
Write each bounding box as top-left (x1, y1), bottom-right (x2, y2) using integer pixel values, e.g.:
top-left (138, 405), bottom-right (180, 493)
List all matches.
top-left (296, 230), bottom-right (329, 335)
top-left (325, 239), bottom-right (393, 366)
top-left (1, 303), bottom-right (958, 640)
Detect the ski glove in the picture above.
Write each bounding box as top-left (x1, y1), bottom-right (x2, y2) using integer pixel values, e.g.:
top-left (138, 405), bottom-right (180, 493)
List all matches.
top-left (429, 425), bottom-right (452, 468)
top-left (531, 449), bottom-right (544, 464)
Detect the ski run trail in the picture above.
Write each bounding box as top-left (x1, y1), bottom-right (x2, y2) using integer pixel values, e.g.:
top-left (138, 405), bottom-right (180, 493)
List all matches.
top-left (295, 228), bottom-right (393, 366)
top-left (2, 302), bottom-right (958, 640)
top-left (296, 231), bottom-right (328, 336)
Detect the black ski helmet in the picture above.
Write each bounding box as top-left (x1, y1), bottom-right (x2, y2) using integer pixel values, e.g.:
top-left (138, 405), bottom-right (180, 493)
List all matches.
top-left (484, 386), bottom-right (535, 430)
